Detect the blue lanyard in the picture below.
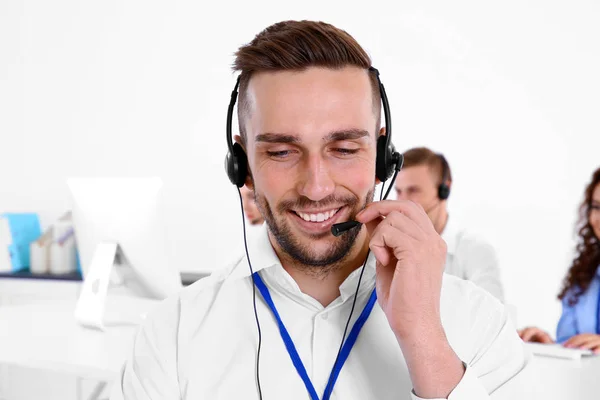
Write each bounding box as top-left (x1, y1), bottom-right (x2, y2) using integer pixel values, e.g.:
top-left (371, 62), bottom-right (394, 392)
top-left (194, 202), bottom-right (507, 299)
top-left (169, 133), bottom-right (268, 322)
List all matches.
top-left (252, 272), bottom-right (377, 400)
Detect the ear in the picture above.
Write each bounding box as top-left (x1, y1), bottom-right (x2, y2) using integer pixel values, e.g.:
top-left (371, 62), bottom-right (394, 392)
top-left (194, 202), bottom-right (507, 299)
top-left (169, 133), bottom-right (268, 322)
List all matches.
top-left (234, 134), bottom-right (245, 149)
top-left (379, 127), bottom-right (386, 137)
top-left (244, 175), bottom-right (254, 191)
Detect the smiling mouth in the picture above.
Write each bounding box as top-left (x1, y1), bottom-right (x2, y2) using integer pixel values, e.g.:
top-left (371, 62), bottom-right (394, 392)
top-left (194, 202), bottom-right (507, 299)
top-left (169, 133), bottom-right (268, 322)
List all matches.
top-left (292, 208), bottom-right (341, 223)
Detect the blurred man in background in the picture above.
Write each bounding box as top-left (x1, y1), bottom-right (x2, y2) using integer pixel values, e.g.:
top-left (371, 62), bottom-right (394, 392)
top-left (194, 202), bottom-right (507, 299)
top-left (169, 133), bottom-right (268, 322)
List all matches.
top-left (240, 185), bottom-right (264, 226)
top-left (395, 147), bottom-right (505, 302)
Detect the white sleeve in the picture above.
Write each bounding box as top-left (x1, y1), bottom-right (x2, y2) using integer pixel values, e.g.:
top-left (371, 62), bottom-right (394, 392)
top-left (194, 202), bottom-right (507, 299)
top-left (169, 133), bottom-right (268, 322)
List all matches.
top-left (410, 362), bottom-right (490, 400)
top-left (110, 296), bottom-right (182, 400)
top-left (409, 280), bottom-right (531, 399)
top-left (458, 237), bottom-right (505, 303)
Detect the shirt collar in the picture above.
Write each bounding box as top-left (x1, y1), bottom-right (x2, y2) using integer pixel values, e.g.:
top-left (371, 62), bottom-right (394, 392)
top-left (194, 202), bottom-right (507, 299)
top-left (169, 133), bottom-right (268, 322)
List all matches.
top-left (440, 214), bottom-right (459, 255)
top-left (226, 224), bottom-right (377, 306)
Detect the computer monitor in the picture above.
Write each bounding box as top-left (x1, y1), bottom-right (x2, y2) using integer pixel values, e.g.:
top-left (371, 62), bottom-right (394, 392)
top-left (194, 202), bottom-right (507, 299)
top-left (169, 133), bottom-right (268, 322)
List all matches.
top-left (67, 177), bottom-right (182, 329)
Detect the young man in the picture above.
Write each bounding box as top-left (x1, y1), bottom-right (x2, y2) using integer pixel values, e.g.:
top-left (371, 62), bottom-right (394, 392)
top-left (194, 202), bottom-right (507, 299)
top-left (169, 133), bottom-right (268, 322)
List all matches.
top-left (394, 147), bottom-right (505, 302)
top-left (112, 20), bottom-right (526, 399)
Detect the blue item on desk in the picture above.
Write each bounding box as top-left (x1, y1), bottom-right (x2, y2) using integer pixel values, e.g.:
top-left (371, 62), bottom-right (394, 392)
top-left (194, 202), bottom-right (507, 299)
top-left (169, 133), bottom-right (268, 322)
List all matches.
top-left (1, 213), bottom-right (42, 272)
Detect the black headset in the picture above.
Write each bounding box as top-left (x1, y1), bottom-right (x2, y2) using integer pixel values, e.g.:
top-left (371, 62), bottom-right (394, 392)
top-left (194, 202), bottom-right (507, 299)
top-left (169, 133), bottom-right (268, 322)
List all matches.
top-left (225, 67), bottom-right (402, 187)
top-left (437, 153), bottom-right (451, 200)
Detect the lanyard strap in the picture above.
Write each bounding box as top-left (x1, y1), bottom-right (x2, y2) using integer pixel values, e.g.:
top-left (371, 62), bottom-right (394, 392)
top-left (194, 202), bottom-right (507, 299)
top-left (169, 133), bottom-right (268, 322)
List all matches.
top-left (253, 272), bottom-right (377, 400)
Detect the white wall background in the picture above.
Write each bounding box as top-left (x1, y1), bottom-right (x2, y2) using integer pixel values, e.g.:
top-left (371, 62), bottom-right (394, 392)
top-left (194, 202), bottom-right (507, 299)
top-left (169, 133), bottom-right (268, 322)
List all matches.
top-left (1, 0), bottom-right (599, 334)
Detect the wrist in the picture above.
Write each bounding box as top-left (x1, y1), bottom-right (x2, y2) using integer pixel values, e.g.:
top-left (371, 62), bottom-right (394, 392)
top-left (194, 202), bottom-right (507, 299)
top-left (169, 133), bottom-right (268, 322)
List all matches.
top-left (392, 317), bottom-right (445, 344)
top-left (397, 332), bottom-right (465, 399)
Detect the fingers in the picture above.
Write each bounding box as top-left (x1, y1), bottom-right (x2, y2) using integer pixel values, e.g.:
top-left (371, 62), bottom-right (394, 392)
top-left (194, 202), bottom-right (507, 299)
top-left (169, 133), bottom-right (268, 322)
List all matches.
top-left (576, 337), bottom-right (600, 351)
top-left (366, 210), bottom-right (427, 241)
top-left (369, 223), bottom-right (417, 267)
top-left (518, 327), bottom-right (553, 343)
top-left (356, 200), bottom-right (434, 235)
top-left (563, 334), bottom-right (600, 351)
top-left (563, 334), bottom-right (592, 348)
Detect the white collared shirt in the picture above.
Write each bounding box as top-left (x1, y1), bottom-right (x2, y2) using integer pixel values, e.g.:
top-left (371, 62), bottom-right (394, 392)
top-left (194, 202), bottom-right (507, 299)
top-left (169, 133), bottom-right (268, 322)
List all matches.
top-left (111, 225), bottom-right (527, 400)
top-left (441, 216), bottom-right (505, 302)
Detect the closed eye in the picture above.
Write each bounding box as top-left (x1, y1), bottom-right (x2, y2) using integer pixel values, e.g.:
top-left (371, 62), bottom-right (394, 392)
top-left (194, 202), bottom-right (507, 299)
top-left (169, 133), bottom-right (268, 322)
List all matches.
top-left (266, 150), bottom-right (293, 159)
top-left (333, 148), bottom-right (359, 155)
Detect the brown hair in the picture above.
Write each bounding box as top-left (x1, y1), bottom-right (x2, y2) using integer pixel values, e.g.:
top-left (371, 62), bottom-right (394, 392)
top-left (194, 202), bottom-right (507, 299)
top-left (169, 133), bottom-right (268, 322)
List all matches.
top-left (402, 147), bottom-right (452, 185)
top-left (558, 167), bottom-right (600, 305)
top-left (232, 20), bottom-right (380, 141)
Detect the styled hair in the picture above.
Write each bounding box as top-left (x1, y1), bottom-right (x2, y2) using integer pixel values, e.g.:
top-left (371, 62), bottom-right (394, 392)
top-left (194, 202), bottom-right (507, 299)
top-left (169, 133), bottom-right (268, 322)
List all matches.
top-left (558, 167), bottom-right (600, 305)
top-left (232, 20), bottom-right (381, 141)
top-left (401, 146), bottom-right (452, 185)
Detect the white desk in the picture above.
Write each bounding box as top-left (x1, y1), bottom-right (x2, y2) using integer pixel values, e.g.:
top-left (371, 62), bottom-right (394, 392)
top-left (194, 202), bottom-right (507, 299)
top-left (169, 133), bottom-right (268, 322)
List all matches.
top-left (0, 297), bottom-right (159, 400)
top-left (0, 301), bottom-right (156, 381)
top-left (2, 303), bottom-right (600, 400)
top-left (491, 347), bottom-right (600, 400)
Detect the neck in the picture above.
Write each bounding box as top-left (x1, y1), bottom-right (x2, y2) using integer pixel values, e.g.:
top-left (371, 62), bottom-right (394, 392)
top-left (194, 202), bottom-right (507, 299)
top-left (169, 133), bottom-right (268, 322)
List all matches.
top-left (270, 229), bottom-right (370, 307)
top-left (427, 201), bottom-right (448, 235)
top-left (432, 206), bottom-right (449, 234)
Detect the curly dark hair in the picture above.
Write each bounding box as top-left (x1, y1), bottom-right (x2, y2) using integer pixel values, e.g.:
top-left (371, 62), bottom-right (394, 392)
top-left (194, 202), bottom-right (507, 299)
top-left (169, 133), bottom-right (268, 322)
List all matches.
top-left (558, 167), bottom-right (600, 306)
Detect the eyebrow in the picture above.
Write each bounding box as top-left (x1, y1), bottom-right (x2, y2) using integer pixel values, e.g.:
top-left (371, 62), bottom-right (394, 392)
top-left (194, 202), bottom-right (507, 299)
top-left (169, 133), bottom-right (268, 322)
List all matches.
top-left (255, 129), bottom-right (370, 144)
top-left (324, 129), bottom-right (370, 142)
top-left (255, 133), bottom-right (300, 144)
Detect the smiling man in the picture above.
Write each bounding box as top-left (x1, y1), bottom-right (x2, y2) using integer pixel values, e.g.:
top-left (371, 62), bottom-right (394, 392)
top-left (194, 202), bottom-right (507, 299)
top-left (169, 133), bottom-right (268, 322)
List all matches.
top-left (112, 20), bottom-right (527, 400)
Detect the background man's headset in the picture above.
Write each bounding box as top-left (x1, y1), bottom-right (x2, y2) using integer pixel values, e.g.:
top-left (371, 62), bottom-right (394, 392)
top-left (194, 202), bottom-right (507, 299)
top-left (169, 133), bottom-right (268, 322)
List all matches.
top-left (224, 66), bottom-right (402, 399)
top-left (437, 153), bottom-right (451, 200)
top-left (421, 153), bottom-right (451, 216)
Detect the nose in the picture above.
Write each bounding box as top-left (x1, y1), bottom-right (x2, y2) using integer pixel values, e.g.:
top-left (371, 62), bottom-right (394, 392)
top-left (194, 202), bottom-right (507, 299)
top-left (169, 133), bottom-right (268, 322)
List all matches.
top-left (296, 154), bottom-right (335, 202)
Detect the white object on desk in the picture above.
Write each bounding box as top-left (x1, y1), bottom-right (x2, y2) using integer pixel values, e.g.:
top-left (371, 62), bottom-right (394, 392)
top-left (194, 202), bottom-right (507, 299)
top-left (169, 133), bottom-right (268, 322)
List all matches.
top-left (74, 242), bottom-right (119, 330)
top-left (525, 342), bottom-right (595, 360)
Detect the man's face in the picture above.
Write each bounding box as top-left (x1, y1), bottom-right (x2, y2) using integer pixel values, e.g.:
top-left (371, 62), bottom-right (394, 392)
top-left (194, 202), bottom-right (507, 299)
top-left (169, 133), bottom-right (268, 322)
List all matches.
top-left (243, 66), bottom-right (377, 268)
top-left (240, 185), bottom-right (264, 225)
top-left (590, 183), bottom-right (600, 240)
top-left (395, 165), bottom-right (440, 213)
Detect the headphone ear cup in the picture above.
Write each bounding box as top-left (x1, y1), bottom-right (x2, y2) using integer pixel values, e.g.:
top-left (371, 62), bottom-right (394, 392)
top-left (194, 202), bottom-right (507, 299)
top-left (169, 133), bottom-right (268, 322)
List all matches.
top-left (376, 136), bottom-right (393, 182)
top-left (225, 143), bottom-right (248, 187)
top-left (438, 183), bottom-right (450, 200)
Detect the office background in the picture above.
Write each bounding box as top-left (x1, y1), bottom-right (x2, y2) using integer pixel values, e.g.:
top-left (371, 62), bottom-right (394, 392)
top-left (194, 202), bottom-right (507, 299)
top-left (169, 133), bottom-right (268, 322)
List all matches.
top-left (1, 0), bottom-right (599, 338)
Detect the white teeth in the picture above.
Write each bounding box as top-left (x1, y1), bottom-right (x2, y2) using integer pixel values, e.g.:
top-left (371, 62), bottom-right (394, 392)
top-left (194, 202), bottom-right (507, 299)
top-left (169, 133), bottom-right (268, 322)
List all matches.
top-left (296, 208), bottom-right (340, 223)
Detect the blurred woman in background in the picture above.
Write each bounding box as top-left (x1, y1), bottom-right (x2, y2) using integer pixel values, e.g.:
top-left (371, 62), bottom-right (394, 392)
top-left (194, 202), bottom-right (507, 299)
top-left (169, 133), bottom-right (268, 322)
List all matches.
top-left (519, 166), bottom-right (600, 352)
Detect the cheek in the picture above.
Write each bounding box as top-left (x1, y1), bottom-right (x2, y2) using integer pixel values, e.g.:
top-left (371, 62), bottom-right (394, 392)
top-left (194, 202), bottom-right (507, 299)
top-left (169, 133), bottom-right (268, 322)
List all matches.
top-left (591, 211), bottom-right (600, 226)
top-left (333, 162), bottom-right (376, 193)
top-left (253, 167), bottom-right (294, 203)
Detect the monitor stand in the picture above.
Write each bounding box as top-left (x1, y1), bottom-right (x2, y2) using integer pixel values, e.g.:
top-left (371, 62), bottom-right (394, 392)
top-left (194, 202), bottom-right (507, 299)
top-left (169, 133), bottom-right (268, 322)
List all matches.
top-left (74, 242), bottom-right (156, 331)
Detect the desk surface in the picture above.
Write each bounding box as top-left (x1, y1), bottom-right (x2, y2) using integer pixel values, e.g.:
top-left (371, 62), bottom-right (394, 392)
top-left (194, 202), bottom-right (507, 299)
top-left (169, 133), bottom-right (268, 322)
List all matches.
top-left (0, 301), bottom-right (154, 381)
top-left (0, 270), bottom-right (210, 286)
top-left (2, 303), bottom-right (600, 399)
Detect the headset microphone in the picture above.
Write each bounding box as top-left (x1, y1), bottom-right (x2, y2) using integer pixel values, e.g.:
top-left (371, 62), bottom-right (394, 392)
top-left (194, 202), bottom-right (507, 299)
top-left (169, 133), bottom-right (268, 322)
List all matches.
top-left (331, 220), bottom-right (362, 237)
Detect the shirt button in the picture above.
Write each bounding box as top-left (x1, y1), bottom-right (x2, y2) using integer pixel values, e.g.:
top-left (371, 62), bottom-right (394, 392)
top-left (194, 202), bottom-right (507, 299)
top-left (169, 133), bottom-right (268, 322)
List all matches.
top-left (321, 313), bottom-right (329, 320)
